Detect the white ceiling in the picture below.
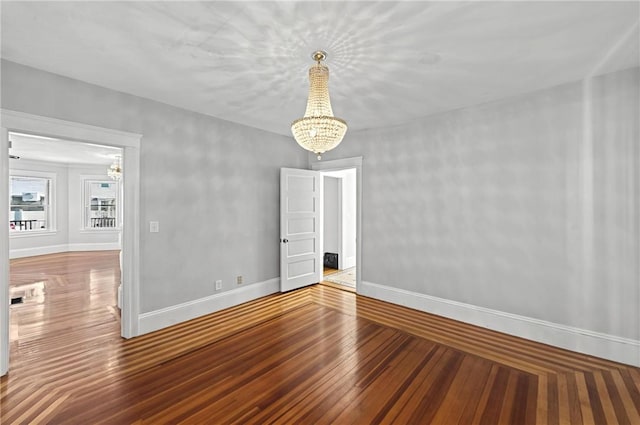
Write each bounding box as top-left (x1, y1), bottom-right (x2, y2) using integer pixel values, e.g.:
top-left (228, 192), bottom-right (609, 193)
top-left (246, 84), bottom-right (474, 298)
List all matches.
top-left (9, 132), bottom-right (121, 166)
top-left (1, 1), bottom-right (639, 137)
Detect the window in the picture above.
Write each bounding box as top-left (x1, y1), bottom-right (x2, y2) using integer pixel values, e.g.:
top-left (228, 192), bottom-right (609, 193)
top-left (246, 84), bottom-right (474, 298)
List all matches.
top-left (9, 175), bottom-right (52, 232)
top-left (85, 180), bottom-right (119, 229)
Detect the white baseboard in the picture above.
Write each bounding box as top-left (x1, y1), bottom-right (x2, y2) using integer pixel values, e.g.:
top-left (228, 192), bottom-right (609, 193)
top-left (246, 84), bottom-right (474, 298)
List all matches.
top-left (10, 242), bottom-right (121, 259)
top-left (360, 281), bottom-right (640, 367)
top-left (10, 244), bottom-right (69, 259)
top-left (138, 278), bottom-right (280, 335)
top-left (68, 242), bottom-right (120, 252)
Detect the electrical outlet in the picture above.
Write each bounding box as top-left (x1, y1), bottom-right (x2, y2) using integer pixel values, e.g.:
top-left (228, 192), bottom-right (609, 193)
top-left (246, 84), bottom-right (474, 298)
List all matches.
top-left (215, 280), bottom-right (222, 291)
top-left (236, 275), bottom-right (243, 285)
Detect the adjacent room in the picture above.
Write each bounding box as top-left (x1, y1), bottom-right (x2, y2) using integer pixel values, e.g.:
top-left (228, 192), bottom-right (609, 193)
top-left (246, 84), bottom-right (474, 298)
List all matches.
top-left (1, 1), bottom-right (638, 423)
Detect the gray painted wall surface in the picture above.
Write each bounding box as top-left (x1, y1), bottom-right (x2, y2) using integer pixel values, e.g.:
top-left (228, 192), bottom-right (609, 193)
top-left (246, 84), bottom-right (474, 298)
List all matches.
top-left (2, 58), bottom-right (637, 342)
top-left (315, 67), bottom-right (639, 340)
top-left (2, 60), bottom-right (307, 312)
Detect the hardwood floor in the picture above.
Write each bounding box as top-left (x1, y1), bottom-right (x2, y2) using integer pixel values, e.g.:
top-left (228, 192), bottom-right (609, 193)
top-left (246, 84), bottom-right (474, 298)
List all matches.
top-left (2, 252), bottom-right (639, 424)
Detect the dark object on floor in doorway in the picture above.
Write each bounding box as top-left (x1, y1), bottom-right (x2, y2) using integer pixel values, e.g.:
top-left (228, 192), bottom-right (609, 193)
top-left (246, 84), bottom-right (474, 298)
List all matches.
top-left (324, 252), bottom-right (338, 269)
top-left (11, 296), bottom-right (24, 305)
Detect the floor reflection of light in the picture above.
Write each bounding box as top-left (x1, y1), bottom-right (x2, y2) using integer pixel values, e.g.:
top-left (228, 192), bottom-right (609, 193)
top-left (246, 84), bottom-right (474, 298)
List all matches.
top-left (89, 269), bottom-right (101, 295)
top-left (9, 280), bottom-right (46, 303)
top-left (89, 269), bottom-right (118, 306)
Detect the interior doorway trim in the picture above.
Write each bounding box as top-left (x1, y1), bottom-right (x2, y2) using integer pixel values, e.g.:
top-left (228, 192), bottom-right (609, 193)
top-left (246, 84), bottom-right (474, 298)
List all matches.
top-left (311, 156), bottom-right (363, 292)
top-left (0, 109), bottom-right (142, 376)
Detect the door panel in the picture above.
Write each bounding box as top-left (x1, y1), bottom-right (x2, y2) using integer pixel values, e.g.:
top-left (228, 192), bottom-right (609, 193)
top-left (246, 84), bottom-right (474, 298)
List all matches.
top-left (288, 196), bottom-right (315, 213)
top-left (280, 168), bottom-right (322, 292)
top-left (287, 258), bottom-right (316, 280)
top-left (288, 217), bottom-right (315, 234)
top-left (287, 238), bottom-right (315, 256)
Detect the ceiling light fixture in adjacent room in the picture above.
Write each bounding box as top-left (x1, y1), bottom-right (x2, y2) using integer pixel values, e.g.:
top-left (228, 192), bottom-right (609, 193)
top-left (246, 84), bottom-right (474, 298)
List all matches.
top-left (108, 155), bottom-right (122, 180)
top-left (291, 50), bottom-right (347, 160)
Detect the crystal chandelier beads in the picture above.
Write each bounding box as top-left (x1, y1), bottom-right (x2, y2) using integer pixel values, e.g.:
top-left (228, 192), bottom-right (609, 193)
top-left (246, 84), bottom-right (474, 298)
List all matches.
top-left (107, 156), bottom-right (122, 180)
top-left (291, 51), bottom-right (347, 159)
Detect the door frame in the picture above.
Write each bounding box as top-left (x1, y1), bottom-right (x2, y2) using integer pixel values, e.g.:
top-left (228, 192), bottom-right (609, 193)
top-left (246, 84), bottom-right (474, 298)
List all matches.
top-left (0, 109), bottom-right (142, 376)
top-left (311, 156), bottom-right (363, 291)
top-left (321, 174), bottom-right (343, 269)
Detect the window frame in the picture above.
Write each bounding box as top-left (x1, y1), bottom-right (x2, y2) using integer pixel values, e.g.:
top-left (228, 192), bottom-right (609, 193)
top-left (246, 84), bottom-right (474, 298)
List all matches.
top-left (82, 177), bottom-right (121, 231)
top-left (9, 169), bottom-right (56, 236)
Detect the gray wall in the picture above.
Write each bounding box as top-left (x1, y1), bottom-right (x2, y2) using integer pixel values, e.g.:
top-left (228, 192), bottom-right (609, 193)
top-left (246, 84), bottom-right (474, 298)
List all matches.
top-left (315, 67), bottom-right (639, 340)
top-left (3, 58), bottom-right (637, 343)
top-left (2, 59), bottom-right (307, 312)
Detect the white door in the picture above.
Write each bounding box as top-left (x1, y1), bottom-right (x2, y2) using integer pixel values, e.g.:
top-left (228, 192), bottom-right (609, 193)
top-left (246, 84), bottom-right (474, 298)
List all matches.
top-left (280, 168), bottom-right (322, 292)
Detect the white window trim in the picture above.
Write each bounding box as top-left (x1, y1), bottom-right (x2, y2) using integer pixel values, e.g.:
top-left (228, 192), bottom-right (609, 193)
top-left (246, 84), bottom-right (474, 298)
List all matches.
top-left (9, 169), bottom-right (57, 235)
top-left (81, 176), bottom-right (121, 231)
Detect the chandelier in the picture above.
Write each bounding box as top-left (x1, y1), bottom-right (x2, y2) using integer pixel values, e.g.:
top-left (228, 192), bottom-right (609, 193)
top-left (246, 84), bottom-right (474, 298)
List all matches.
top-left (107, 155), bottom-right (122, 180)
top-left (291, 50), bottom-right (347, 159)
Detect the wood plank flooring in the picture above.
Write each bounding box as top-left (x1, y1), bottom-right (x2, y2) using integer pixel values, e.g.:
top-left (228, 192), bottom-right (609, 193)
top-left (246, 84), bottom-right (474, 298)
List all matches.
top-left (2, 251), bottom-right (639, 424)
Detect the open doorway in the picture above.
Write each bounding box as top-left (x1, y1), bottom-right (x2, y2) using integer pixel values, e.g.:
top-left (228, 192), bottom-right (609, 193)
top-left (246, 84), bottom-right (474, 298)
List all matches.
top-left (321, 169), bottom-right (357, 291)
top-left (311, 156), bottom-right (363, 293)
top-left (7, 132), bottom-right (124, 367)
top-left (8, 132), bottom-right (123, 255)
top-left (1, 110), bottom-right (141, 376)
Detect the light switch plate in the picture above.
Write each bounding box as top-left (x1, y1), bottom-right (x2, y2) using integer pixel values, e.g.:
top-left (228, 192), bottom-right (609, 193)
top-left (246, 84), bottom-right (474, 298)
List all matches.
top-left (150, 221), bottom-right (159, 233)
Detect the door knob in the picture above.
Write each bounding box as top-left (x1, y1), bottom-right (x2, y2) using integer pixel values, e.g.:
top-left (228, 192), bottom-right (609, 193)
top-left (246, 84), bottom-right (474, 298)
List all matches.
top-left (281, 238), bottom-right (289, 243)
